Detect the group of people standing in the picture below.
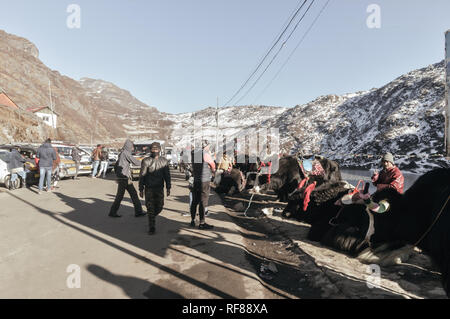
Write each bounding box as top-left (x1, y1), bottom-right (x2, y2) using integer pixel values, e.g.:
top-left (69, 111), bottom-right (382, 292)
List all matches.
top-left (109, 139), bottom-right (216, 235)
top-left (90, 144), bottom-right (110, 179)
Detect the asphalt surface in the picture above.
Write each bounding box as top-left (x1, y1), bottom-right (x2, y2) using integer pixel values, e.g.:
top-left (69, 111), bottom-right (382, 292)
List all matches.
top-left (0, 170), bottom-right (286, 299)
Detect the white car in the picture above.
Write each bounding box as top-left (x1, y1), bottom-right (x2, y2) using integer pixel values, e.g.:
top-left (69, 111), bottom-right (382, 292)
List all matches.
top-left (0, 150), bottom-right (20, 189)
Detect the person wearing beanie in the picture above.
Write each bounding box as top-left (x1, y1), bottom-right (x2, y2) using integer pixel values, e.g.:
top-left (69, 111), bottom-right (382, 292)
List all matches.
top-left (371, 152), bottom-right (405, 194)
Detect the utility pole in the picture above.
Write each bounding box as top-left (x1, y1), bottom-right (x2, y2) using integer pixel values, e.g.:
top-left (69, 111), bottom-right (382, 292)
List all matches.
top-left (48, 79), bottom-right (54, 129)
top-left (445, 30), bottom-right (450, 158)
top-left (216, 97), bottom-right (219, 158)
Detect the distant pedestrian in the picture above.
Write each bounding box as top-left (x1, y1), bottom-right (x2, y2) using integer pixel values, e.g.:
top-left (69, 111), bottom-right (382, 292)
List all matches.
top-left (71, 145), bottom-right (81, 180)
top-left (109, 139), bottom-right (145, 218)
top-left (91, 144), bottom-right (102, 178)
top-left (190, 140), bottom-right (215, 229)
top-left (9, 146), bottom-right (27, 189)
top-left (51, 147), bottom-right (61, 190)
top-left (97, 146), bottom-right (109, 178)
top-left (36, 138), bottom-right (56, 193)
top-left (139, 142), bottom-right (171, 235)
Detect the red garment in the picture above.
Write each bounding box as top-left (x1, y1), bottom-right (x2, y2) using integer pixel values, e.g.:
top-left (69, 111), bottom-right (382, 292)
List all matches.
top-left (372, 166), bottom-right (404, 194)
top-left (303, 182), bottom-right (317, 211)
top-left (203, 151), bottom-right (216, 172)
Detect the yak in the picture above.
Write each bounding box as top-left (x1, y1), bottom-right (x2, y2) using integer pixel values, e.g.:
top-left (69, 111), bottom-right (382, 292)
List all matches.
top-left (309, 168), bottom-right (450, 296)
top-left (255, 155), bottom-right (342, 202)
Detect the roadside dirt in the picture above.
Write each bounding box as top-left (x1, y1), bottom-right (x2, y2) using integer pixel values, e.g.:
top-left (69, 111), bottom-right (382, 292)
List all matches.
top-left (215, 188), bottom-right (447, 299)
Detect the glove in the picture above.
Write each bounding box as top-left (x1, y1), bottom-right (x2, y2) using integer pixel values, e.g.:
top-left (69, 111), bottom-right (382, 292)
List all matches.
top-left (167, 189), bottom-right (171, 197)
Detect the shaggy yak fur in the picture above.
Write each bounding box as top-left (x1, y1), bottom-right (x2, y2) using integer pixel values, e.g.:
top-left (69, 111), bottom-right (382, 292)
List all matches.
top-left (214, 168), bottom-right (246, 195)
top-left (309, 168), bottom-right (450, 296)
top-left (258, 155), bottom-right (342, 202)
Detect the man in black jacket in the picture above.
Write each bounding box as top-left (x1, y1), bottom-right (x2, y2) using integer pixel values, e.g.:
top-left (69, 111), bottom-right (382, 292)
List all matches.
top-left (139, 142), bottom-right (171, 235)
top-left (109, 139), bottom-right (145, 218)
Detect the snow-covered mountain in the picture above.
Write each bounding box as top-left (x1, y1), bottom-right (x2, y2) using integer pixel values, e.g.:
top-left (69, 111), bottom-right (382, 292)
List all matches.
top-left (165, 105), bottom-right (287, 149)
top-left (239, 61), bottom-right (449, 173)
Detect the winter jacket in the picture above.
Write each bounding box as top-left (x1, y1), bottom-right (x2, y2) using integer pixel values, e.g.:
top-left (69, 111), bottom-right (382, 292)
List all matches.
top-left (92, 147), bottom-right (101, 161)
top-left (10, 149), bottom-right (26, 170)
top-left (372, 165), bottom-right (404, 194)
top-left (36, 142), bottom-right (57, 168)
top-left (115, 139), bottom-right (141, 179)
top-left (218, 155), bottom-right (233, 172)
top-left (192, 149), bottom-right (216, 183)
top-left (139, 156), bottom-right (171, 192)
top-left (72, 147), bottom-right (81, 162)
top-left (100, 150), bottom-right (109, 162)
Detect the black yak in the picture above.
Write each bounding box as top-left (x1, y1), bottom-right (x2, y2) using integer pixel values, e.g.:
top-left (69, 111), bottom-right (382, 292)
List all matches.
top-left (310, 168), bottom-right (450, 296)
top-left (255, 155), bottom-right (342, 202)
top-left (214, 168), bottom-right (246, 195)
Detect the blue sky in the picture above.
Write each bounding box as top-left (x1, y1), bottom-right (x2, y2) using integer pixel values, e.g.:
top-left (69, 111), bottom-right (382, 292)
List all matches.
top-left (1, 0), bottom-right (449, 114)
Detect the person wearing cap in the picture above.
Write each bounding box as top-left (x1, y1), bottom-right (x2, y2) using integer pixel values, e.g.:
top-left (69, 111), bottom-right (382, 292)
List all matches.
top-left (190, 140), bottom-right (216, 229)
top-left (371, 152), bottom-right (404, 194)
top-left (139, 142), bottom-right (171, 235)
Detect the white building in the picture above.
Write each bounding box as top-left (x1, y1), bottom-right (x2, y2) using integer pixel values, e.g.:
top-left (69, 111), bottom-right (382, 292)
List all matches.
top-left (26, 106), bottom-right (58, 129)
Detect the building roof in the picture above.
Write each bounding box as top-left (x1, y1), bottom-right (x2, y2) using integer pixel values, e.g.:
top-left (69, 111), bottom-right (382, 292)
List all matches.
top-left (0, 91), bottom-right (19, 109)
top-left (26, 106), bottom-right (59, 116)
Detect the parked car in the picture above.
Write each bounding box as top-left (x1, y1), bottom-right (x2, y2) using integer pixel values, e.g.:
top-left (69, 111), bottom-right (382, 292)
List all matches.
top-left (54, 144), bottom-right (93, 177)
top-left (0, 150), bottom-right (18, 189)
top-left (0, 145), bottom-right (40, 187)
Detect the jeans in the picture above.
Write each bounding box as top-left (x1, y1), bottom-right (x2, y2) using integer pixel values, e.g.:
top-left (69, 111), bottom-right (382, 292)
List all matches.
top-left (92, 160), bottom-right (100, 177)
top-left (11, 170), bottom-right (26, 184)
top-left (38, 167), bottom-right (52, 191)
top-left (74, 161), bottom-right (80, 178)
top-left (97, 161), bottom-right (108, 177)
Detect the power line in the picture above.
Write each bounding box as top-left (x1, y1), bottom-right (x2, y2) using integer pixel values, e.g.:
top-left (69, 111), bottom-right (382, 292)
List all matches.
top-left (222, 0), bottom-right (309, 107)
top-left (253, 0), bottom-right (331, 105)
top-left (233, 0), bottom-right (317, 106)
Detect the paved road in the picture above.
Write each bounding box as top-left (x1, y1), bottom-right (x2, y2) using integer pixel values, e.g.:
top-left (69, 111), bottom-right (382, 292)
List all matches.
top-left (0, 170), bottom-right (285, 299)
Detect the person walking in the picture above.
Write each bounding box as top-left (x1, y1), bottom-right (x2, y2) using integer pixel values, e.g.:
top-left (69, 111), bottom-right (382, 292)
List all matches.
top-left (109, 139), bottom-right (145, 218)
top-left (9, 146), bottom-right (27, 189)
top-left (189, 140), bottom-right (215, 229)
top-left (51, 147), bottom-right (61, 190)
top-left (91, 144), bottom-right (102, 178)
top-left (71, 145), bottom-right (81, 180)
top-left (97, 146), bottom-right (109, 178)
top-left (36, 138), bottom-right (56, 193)
top-left (139, 142), bottom-right (171, 235)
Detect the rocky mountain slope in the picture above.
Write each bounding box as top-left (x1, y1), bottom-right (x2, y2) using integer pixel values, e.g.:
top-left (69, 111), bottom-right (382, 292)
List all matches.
top-left (0, 30), bottom-right (170, 145)
top-left (255, 61), bottom-right (448, 173)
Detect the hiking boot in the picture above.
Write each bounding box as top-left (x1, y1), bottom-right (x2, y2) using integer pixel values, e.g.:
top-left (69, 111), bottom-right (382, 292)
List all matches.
top-left (135, 212), bottom-right (146, 217)
top-left (199, 223), bottom-right (214, 230)
top-left (109, 213), bottom-right (122, 218)
top-left (190, 220), bottom-right (196, 227)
